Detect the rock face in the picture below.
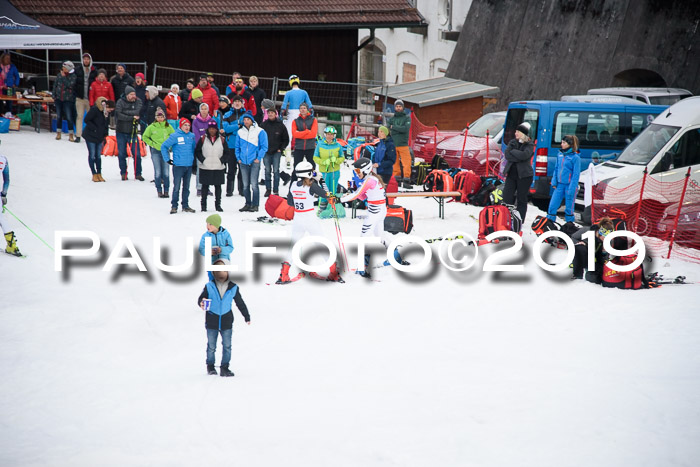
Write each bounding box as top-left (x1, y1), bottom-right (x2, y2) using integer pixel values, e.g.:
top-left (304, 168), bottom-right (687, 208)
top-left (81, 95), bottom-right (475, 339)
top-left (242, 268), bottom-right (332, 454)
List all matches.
top-left (447, 0), bottom-right (700, 109)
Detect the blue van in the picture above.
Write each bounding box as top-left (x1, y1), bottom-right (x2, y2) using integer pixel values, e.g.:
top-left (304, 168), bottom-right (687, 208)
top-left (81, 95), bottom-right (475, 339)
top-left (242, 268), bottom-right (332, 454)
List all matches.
top-left (501, 101), bottom-right (667, 201)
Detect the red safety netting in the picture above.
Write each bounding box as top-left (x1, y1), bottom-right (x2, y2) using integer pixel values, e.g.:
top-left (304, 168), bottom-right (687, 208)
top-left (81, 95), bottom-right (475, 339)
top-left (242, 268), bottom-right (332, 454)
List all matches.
top-left (347, 117), bottom-right (375, 139)
top-left (592, 167), bottom-right (700, 263)
top-left (409, 113), bottom-right (501, 176)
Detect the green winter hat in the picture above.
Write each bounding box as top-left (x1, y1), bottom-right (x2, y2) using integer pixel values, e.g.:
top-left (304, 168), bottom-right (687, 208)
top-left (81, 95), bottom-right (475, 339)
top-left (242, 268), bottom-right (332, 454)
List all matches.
top-left (206, 214), bottom-right (221, 228)
top-left (378, 125), bottom-right (390, 137)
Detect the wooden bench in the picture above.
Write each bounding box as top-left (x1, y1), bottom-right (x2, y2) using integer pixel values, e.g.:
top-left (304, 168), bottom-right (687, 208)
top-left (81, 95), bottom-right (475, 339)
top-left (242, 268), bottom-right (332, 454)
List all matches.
top-left (351, 191), bottom-right (462, 220)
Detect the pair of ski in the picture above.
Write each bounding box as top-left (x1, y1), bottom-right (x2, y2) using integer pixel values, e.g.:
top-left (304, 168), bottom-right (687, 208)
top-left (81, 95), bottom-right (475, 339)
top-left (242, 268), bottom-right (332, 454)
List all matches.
top-left (646, 273), bottom-right (693, 287)
top-left (3, 249), bottom-right (26, 258)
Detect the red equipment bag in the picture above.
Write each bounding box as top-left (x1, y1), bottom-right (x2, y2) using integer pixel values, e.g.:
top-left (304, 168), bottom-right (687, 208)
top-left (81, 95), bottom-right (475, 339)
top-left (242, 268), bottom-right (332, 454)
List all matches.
top-left (126, 136), bottom-right (148, 158)
top-left (384, 204), bottom-right (413, 234)
top-left (386, 175), bottom-right (399, 204)
top-left (478, 205), bottom-right (512, 240)
top-left (453, 170), bottom-right (482, 202)
top-left (265, 194), bottom-right (295, 220)
top-left (602, 255), bottom-right (647, 289)
top-left (424, 169), bottom-right (454, 192)
top-left (101, 135), bottom-right (118, 156)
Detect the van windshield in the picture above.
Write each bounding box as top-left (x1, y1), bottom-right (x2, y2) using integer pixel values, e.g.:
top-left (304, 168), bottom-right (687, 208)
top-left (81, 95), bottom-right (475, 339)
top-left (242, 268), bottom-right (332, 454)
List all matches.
top-left (467, 113), bottom-right (506, 137)
top-left (616, 123), bottom-right (680, 165)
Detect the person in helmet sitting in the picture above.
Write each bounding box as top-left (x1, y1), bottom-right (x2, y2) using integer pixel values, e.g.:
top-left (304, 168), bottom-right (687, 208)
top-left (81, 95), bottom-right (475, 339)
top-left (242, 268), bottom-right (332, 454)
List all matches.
top-left (276, 161), bottom-right (342, 284)
top-left (313, 126), bottom-right (344, 216)
top-left (281, 74), bottom-right (312, 152)
top-left (340, 158), bottom-right (408, 278)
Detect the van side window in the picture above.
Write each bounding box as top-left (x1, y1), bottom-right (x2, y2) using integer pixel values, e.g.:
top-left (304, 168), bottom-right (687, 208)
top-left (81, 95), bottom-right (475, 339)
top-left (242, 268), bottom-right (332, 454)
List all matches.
top-left (553, 111), bottom-right (624, 149)
top-left (663, 129), bottom-right (700, 171)
top-left (504, 108), bottom-right (539, 143)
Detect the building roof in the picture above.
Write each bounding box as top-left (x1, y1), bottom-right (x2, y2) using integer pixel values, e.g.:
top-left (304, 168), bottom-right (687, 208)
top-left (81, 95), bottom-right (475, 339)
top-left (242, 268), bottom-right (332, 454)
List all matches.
top-left (10, 0), bottom-right (426, 31)
top-left (369, 77), bottom-right (500, 107)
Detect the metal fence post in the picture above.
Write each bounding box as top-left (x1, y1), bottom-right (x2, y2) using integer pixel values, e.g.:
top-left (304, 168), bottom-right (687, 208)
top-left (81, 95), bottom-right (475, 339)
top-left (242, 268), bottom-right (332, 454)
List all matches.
top-left (485, 129), bottom-right (490, 176)
top-left (143, 61), bottom-right (148, 81)
top-left (667, 167), bottom-right (692, 259)
top-left (152, 64), bottom-right (158, 87)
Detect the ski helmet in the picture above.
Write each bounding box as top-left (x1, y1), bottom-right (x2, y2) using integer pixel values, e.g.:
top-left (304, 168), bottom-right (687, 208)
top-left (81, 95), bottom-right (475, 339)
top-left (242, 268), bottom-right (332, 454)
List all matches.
top-left (295, 160), bottom-right (314, 179)
top-left (323, 126), bottom-right (337, 135)
top-left (288, 74), bottom-right (300, 87)
top-left (353, 158), bottom-right (372, 178)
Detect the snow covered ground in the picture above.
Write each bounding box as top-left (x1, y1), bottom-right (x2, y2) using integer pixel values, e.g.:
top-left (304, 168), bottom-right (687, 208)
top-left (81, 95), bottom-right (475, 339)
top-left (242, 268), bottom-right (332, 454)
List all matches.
top-left (1, 127), bottom-right (699, 467)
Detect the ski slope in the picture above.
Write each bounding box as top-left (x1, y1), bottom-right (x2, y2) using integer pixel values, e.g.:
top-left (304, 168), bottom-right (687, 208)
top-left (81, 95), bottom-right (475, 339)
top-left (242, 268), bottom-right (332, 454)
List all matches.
top-left (1, 128), bottom-right (699, 467)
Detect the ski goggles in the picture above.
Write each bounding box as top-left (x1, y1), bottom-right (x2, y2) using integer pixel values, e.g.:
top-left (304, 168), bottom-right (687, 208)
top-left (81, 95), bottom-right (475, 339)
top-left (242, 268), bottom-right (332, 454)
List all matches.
top-left (598, 227), bottom-right (612, 237)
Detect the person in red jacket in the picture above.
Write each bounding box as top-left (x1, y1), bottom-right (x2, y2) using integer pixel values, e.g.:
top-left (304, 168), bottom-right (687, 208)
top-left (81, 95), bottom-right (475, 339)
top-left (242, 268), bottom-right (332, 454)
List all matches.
top-left (291, 102), bottom-right (318, 181)
top-left (89, 69), bottom-right (115, 106)
top-left (190, 74), bottom-right (219, 117)
top-left (225, 72), bottom-right (257, 116)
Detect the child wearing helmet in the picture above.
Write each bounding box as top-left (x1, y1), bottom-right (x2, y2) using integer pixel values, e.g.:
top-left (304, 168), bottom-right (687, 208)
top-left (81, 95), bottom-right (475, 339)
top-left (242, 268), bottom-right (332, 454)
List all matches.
top-left (281, 75), bottom-right (313, 152)
top-left (340, 158), bottom-right (407, 278)
top-left (276, 161), bottom-right (342, 284)
top-left (313, 126), bottom-right (344, 217)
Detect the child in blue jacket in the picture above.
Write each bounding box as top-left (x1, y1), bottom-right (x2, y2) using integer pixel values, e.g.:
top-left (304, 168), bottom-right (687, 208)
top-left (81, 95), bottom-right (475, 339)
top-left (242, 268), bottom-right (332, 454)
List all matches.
top-left (547, 135), bottom-right (581, 223)
top-left (197, 259), bottom-right (250, 376)
top-left (199, 214), bottom-right (233, 263)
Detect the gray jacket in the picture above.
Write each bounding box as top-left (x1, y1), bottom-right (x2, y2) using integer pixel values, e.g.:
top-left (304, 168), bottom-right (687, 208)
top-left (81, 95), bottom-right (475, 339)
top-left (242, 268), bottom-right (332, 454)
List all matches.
top-left (115, 96), bottom-right (143, 134)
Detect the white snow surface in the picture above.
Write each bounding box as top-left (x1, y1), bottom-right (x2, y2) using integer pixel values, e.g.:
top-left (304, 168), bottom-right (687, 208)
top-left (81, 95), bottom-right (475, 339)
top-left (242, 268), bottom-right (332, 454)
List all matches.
top-left (1, 128), bottom-right (699, 467)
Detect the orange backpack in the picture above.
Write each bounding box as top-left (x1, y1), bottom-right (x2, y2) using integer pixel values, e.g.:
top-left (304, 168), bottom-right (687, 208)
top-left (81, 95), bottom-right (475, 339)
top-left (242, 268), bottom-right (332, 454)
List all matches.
top-left (101, 136), bottom-right (118, 156)
top-left (424, 169), bottom-right (454, 192)
top-left (127, 136), bottom-right (148, 158)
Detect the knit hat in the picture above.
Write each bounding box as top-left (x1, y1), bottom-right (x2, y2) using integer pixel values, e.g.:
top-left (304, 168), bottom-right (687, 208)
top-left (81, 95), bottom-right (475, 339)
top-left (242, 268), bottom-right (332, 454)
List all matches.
top-left (230, 94), bottom-right (243, 103)
top-left (135, 72), bottom-right (145, 80)
top-left (117, 63), bottom-right (126, 70)
top-left (191, 89), bottom-right (203, 99)
top-left (155, 107), bottom-right (166, 119)
top-left (146, 85), bottom-right (158, 99)
top-left (170, 83), bottom-right (180, 92)
top-left (97, 68), bottom-right (107, 77)
top-left (199, 74), bottom-right (208, 81)
top-left (207, 120), bottom-right (218, 129)
top-left (516, 122), bottom-right (531, 136)
top-left (241, 112), bottom-right (254, 123)
top-left (179, 117), bottom-right (190, 128)
top-left (394, 99), bottom-right (404, 107)
top-left (261, 99), bottom-right (275, 110)
top-left (206, 214), bottom-right (222, 228)
top-left (124, 85), bottom-right (136, 96)
top-left (378, 125), bottom-right (390, 136)
top-left (62, 61), bottom-right (75, 73)
top-left (219, 95), bottom-right (231, 105)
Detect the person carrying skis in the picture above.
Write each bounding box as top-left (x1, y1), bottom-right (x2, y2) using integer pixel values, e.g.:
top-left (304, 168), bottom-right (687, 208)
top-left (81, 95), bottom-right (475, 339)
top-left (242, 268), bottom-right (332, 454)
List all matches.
top-left (0, 153), bottom-right (22, 256)
top-left (340, 158), bottom-right (407, 278)
top-left (197, 258), bottom-right (250, 377)
top-left (276, 161), bottom-right (342, 284)
top-left (313, 126), bottom-right (343, 217)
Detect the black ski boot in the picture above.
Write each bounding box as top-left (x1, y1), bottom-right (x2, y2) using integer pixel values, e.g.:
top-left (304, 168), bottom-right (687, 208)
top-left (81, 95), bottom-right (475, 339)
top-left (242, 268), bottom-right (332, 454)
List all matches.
top-left (207, 364), bottom-right (217, 375)
top-left (220, 364), bottom-right (234, 377)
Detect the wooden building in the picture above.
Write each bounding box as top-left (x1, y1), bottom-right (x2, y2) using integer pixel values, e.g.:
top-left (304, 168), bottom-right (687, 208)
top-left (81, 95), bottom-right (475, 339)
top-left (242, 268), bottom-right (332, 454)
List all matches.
top-left (12, 1), bottom-right (425, 86)
top-left (370, 77), bottom-right (499, 130)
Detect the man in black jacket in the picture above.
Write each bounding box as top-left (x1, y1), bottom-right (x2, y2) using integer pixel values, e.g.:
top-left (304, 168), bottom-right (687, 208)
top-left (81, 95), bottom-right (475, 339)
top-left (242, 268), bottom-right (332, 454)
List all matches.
top-left (260, 108), bottom-right (290, 196)
top-left (110, 64), bottom-right (134, 100)
top-left (115, 86), bottom-right (144, 181)
top-left (141, 85), bottom-right (166, 129)
top-left (73, 52), bottom-right (97, 143)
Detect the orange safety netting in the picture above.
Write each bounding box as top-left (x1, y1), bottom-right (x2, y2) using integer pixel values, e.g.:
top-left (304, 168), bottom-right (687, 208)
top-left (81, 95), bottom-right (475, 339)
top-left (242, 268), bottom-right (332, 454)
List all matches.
top-left (347, 118), bottom-right (375, 139)
top-left (592, 168), bottom-right (700, 262)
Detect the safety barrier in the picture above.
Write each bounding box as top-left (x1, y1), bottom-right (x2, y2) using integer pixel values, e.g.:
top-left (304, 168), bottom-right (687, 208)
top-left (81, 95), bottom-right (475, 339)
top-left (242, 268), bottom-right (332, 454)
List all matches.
top-left (592, 167), bottom-right (700, 262)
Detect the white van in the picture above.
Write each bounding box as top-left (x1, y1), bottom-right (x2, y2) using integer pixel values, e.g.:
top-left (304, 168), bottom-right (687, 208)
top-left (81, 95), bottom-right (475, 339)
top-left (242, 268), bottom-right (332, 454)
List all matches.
top-left (587, 87), bottom-right (692, 106)
top-left (577, 96), bottom-right (700, 232)
top-left (561, 94), bottom-right (642, 105)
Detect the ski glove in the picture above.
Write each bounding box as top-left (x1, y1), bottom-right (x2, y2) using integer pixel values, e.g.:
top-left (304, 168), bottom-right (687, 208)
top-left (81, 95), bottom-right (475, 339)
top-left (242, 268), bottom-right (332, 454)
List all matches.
top-left (167, 159), bottom-right (173, 165)
top-left (322, 159), bottom-right (331, 167)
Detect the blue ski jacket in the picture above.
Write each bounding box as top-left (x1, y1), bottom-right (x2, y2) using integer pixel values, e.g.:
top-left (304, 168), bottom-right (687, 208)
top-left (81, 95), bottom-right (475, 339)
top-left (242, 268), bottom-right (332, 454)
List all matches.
top-left (161, 128), bottom-right (196, 167)
top-left (199, 227), bottom-right (233, 262)
top-left (553, 148), bottom-right (581, 191)
top-left (197, 280), bottom-right (250, 330)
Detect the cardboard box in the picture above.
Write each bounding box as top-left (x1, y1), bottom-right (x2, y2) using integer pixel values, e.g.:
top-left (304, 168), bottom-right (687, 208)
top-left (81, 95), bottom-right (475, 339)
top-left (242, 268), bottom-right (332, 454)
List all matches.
top-left (9, 118), bottom-right (21, 131)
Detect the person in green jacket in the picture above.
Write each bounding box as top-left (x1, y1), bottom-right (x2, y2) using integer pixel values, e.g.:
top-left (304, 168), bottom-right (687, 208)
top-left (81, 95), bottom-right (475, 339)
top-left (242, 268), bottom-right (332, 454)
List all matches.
top-left (388, 99), bottom-right (412, 186)
top-left (313, 126), bottom-right (343, 215)
top-left (142, 107), bottom-right (175, 198)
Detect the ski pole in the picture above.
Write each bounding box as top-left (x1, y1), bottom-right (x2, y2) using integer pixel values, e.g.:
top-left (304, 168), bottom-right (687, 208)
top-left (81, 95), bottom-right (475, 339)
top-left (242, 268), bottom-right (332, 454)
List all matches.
top-left (3, 206), bottom-right (54, 252)
top-left (329, 198), bottom-right (349, 272)
top-left (131, 118), bottom-right (138, 176)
